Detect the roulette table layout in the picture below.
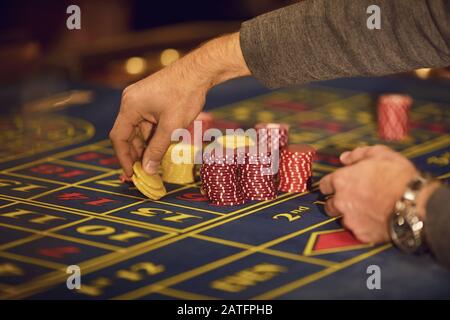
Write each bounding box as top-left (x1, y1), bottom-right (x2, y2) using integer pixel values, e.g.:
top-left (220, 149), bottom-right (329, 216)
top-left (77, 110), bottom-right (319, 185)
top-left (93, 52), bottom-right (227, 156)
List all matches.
top-left (0, 76), bottom-right (449, 299)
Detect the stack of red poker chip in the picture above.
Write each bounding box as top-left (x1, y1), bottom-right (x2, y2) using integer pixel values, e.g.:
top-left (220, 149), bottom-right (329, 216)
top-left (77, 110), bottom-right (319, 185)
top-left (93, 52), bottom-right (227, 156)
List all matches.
top-left (255, 123), bottom-right (289, 151)
top-left (200, 149), bottom-right (245, 206)
top-left (238, 149), bottom-right (277, 201)
top-left (377, 94), bottom-right (412, 141)
top-left (278, 144), bottom-right (316, 193)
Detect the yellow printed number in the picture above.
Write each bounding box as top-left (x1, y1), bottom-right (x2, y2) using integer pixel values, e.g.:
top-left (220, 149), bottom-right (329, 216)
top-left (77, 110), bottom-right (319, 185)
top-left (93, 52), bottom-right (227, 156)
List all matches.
top-left (116, 262), bottom-right (165, 281)
top-left (272, 206), bottom-right (310, 222)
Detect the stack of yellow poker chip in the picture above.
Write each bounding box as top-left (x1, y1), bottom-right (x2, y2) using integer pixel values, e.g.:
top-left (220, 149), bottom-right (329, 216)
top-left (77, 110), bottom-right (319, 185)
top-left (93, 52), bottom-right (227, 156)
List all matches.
top-left (161, 143), bottom-right (200, 184)
top-left (132, 162), bottom-right (167, 200)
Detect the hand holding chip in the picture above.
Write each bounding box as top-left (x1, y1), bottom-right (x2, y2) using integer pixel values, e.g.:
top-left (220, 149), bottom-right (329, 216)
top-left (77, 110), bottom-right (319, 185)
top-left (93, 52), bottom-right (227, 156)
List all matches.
top-left (109, 32), bottom-right (250, 178)
top-left (109, 59), bottom-right (208, 179)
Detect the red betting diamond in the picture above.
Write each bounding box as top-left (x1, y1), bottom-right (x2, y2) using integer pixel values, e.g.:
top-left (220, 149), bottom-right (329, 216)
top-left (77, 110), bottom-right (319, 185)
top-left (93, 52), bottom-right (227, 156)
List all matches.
top-left (314, 229), bottom-right (363, 251)
top-left (304, 229), bottom-right (369, 256)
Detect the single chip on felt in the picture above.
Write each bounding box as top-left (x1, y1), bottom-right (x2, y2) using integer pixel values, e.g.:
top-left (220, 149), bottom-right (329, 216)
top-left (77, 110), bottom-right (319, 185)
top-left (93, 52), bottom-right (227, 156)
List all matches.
top-left (132, 161), bottom-right (166, 200)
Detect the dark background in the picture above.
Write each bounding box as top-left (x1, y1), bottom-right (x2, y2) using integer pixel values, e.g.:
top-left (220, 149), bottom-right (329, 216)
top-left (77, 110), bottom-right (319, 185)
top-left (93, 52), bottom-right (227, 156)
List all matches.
top-left (0, 0), bottom-right (448, 88)
top-left (0, 0), bottom-right (293, 87)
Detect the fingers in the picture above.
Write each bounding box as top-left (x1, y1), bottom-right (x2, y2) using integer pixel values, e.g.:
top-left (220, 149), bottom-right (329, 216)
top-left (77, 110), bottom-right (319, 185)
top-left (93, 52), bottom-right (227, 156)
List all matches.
top-left (142, 117), bottom-right (177, 175)
top-left (319, 173), bottom-right (335, 196)
top-left (109, 114), bottom-right (139, 178)
top-left (120, 174), bottom-right (132, 183)
top-left (129, 143), bottom-right (139, 162)
top-left (324, 197), bottom-right (342, 217)
top-left (340, 145), bottom-right (392, 165)
top-left (139, 121), bottom-right (153, 144)
top-left (117, 133), bottom-right (144, 183)
top-left (131, 128), bottom-right (146, 159)
top-left (320, 171), bottom-right (346, 217)
top-left (339, 146), bottom-right (372, 165)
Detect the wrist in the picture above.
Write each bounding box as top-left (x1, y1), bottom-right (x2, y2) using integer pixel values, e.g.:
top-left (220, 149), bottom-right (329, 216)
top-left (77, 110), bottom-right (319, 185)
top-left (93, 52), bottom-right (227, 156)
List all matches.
top-left (206, 32), bottom-right (251, 87)
top-left (184, 32), bottom-right (251, 90)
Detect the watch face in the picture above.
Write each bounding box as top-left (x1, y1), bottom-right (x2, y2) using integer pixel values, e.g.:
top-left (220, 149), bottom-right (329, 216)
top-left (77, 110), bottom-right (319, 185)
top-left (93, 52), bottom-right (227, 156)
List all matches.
top-left (390, 214), bottom-right (420, 253)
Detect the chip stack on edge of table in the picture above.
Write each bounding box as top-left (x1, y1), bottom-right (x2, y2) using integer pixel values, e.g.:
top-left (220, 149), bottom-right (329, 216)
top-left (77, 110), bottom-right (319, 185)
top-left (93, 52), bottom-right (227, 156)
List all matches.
top-left (278, 144), bottom-right (316, 193)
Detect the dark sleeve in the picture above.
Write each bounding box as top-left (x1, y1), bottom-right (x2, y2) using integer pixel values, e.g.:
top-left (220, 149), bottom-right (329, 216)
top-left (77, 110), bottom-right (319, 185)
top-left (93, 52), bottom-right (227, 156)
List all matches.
top-left (240, 0), bottom-right (450, 88)
top-left (425, 186), bottom-right (450, 267)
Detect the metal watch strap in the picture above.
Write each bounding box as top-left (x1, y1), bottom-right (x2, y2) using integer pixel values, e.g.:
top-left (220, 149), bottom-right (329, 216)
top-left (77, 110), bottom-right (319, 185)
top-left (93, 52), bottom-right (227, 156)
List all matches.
top-left (389, 175), bottom-right (430, 254)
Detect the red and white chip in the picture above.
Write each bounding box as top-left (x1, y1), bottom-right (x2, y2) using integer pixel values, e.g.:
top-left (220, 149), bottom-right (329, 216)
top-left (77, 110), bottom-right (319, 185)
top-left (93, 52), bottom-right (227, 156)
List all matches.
top-left (377, 94), bottom-right (412, 141)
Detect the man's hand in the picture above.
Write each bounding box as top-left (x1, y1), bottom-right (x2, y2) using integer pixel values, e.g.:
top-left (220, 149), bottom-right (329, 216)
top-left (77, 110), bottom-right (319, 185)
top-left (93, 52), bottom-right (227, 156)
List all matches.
top-left (109, 32), bottom-right (250, 177)
top-left (319, 145), bottom-right (419, 243)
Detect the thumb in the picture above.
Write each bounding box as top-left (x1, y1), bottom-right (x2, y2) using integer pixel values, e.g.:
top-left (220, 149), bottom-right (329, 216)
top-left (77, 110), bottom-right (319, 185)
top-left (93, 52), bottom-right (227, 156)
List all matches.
top-left (142, 118), bottom-right (176, 175)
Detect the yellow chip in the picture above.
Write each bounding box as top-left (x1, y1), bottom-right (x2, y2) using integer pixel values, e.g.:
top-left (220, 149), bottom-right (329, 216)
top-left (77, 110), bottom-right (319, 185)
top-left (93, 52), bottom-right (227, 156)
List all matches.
top-left (161, 143), bottom-right (200, 184)
top-left (162, 163), bottom-right (195, 184)
top-left (132, 161), bottom-right (166, 200)
top-left (164, 143), bottom-right (200, 165)
top-left (217, 134), bottom-right (255, 149)
top-left (133, 162), bottom-right (165, 190)
top-left (131, 175), bottom-right (165, 200)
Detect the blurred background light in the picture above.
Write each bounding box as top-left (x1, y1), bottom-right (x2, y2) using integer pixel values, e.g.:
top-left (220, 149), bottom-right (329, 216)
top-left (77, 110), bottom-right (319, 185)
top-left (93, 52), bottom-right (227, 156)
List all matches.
top-left (414, 68), bottom-right (432, 79)
top-left (125, 56), bottom-right (147, 75)
top-left (160, 49), bottom-right (180, 66)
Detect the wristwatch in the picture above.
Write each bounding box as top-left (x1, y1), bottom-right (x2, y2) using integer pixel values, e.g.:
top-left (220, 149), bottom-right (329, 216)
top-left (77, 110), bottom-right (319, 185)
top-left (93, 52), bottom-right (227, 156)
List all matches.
top-left (389, 174), bottom-right (432, 254)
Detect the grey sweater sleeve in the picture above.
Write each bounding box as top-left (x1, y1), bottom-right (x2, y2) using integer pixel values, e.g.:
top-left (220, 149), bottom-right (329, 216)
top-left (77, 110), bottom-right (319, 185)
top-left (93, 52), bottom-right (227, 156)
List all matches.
top-left (240, 0), bottom-right (450, 88)
top-left (425, 187), bottom-right (450, 267)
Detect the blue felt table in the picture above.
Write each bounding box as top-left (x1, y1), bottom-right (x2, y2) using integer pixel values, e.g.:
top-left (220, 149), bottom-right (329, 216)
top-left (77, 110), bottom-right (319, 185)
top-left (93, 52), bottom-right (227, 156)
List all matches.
top-left (0, 75), bottom-right (449, 299)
